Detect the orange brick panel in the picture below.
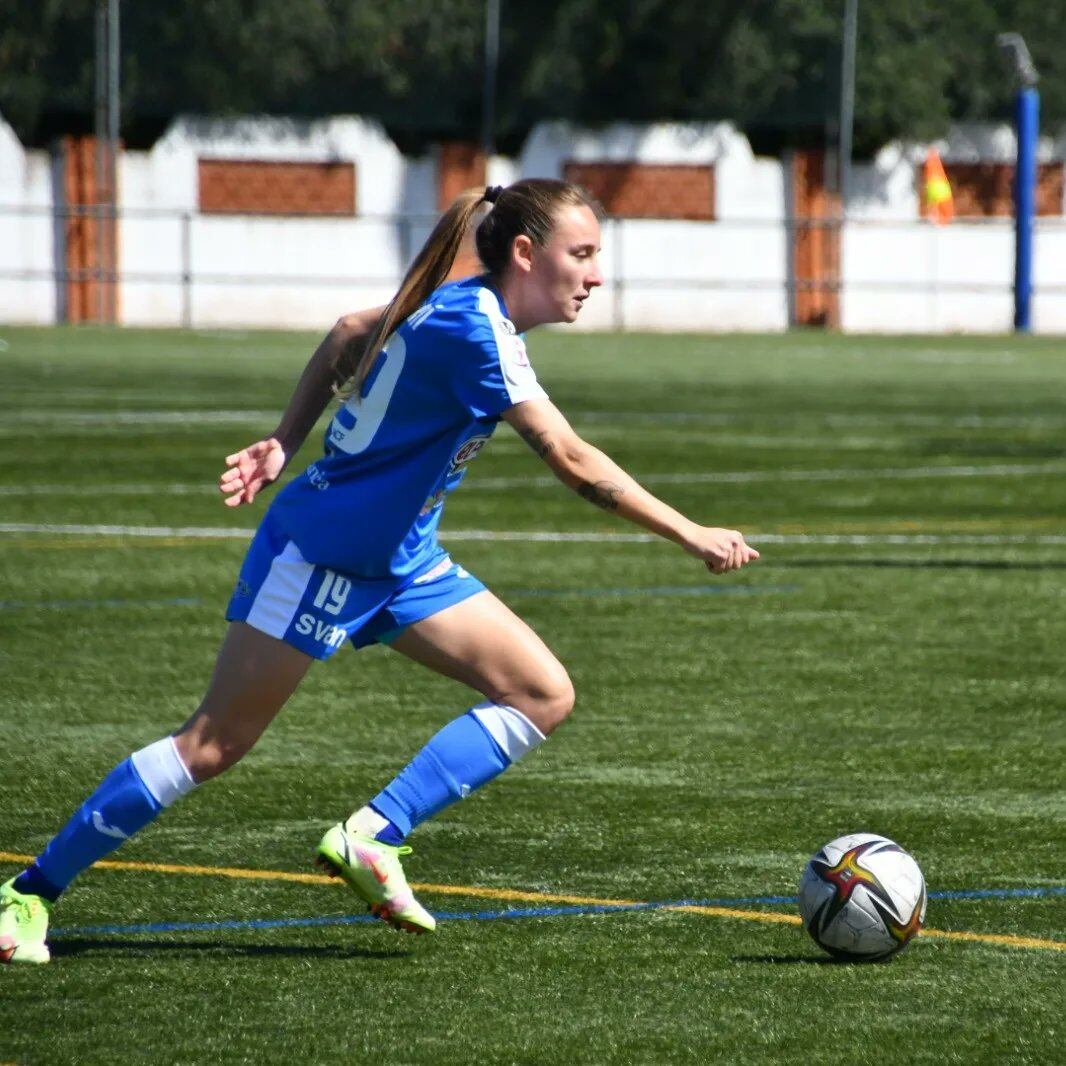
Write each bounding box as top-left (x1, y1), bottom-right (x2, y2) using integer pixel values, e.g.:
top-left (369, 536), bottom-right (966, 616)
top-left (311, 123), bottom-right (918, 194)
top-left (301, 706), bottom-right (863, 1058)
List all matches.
top-left (922, 163), bottom-right (1064, 218)
top-left (438, 142), bottom-right (487, 210)
top-left (790, 148), bottom-right (840, 329)
top-left (199, 160), bottom-right (356, 215)
top-left (63, 134), bottom-right (118, 324)
top-left (563, 163), bottom-right (715, 220)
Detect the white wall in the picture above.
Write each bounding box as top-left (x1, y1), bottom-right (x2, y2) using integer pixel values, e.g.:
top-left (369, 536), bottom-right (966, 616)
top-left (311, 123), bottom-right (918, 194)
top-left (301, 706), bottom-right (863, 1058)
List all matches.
top-left (0, 112), bottom-right (1063, 333)
top-left (1032, 222), bottom-right (1066, 331)
top-left (842, 123), bottom-right (1066, 332)
top-left (121, 114), bottom-right (432, 213)
top-left (522, 121), bottom-right (788, 331)
top-left (842, 219), bottom-right (1066, 333)
top-left (118, 115), bottom-right (437, 326)
top-left (0, 113), bottom-right (57, 324)
top-left (521, 120), bottom-right (785, 220)
top-left (188, 215), bottom-right (401, 328)
top-left (842, 221), bottom-right (1016, 332)
top-left (592, 218), bottom-right (786, 332)
top-left (848, 142), bottom-right (922, 221)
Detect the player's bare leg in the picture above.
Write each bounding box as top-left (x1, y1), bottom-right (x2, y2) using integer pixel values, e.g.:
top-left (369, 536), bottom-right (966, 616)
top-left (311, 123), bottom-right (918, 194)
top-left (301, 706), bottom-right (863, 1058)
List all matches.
top-left (2, 622), bottom-right (312, 964)
top-left (388, 589), bottom-right (575, 736)
top-left (174, 621), bottom-right (315, 781)
top-left (318, 590), bottom-right (574, 934)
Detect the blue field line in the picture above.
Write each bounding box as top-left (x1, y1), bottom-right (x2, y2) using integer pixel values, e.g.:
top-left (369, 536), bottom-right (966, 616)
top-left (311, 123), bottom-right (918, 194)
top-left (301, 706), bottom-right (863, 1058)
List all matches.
top-left (929, 886), bottom-right (1066, 902)
top-left (49, 886), bottom-right (1066, 940)
top-left (50, 901), bottom-right (720, 939)
top-left (0, 596), bottom-right (202, 612)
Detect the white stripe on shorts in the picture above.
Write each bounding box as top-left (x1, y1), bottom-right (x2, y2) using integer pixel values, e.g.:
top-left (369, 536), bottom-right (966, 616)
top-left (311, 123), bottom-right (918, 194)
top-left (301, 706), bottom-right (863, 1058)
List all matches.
top-left (412, 555), bottom-right (453, 584)
top-left (245, 540), bottom-right (316, 640)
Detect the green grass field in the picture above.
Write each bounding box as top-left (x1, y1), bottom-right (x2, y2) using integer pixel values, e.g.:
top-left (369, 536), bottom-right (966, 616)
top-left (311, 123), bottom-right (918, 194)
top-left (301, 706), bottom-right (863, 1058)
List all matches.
top-left (0, 325), bottom-right (1063, 1064)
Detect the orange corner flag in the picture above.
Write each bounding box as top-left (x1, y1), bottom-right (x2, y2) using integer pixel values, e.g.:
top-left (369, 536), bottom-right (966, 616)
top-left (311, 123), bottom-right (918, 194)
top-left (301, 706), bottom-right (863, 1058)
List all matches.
top-left (924, 148), bottom-right (954, 225)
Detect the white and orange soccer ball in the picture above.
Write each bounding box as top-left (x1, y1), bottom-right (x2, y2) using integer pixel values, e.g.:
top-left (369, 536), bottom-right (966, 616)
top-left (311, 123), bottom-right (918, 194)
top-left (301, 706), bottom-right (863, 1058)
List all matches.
top-left (799, 833), bottom-right (926, 961)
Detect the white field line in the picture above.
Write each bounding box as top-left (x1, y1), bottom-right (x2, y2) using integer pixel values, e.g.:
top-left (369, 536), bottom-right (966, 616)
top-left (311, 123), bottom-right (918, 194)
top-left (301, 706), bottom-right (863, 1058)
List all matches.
top-left (571, 411), bottom-right (1066, 429)
top-left (1, 523), bottom-right (1066, 546)
top-left (0, 484), bottom-right (214, 497)
top-left (0, 522), bottom-right (256, 539)
top-left (0, 411), bottom-right (279, 425)
top-left (4, 409), bottom-right (1066, 430)
top-left (4, 460), bottom-right (1064, 498)
top-left (469, 461), bottom-right (1066, 490)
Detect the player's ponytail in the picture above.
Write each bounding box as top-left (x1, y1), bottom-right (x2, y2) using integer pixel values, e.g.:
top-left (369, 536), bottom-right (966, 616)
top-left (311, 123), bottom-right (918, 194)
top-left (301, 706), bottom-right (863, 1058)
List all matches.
top-left (338, 187), bottom-right (487, 399)
top-left (337, 178), bottom-right (600, 400)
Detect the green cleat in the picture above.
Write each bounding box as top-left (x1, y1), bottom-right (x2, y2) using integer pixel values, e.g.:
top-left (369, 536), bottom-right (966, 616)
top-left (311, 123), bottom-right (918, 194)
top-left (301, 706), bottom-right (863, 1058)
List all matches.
top-left (0, 878), bottom-right (52, 965)
top-left (315, 823), bottom-right (436, 935)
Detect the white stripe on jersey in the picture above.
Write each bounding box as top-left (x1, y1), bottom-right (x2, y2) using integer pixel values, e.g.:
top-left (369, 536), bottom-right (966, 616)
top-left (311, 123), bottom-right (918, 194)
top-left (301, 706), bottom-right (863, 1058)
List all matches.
top-left (245, 540), bottom-right (316, 639)
top-left (476, 287), bottom-right (547, 408)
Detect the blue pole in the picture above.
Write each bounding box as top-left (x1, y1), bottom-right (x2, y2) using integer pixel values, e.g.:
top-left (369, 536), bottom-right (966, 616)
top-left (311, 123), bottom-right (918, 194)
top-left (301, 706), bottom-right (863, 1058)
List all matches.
top-left (1013, 87), bottom-right (1039, 332)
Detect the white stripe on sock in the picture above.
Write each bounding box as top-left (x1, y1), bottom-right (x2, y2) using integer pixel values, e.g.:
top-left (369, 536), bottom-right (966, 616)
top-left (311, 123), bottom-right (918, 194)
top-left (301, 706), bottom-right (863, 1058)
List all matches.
top-left (345, 806), bottom-right (390, 838)
top-left (470, 702), bottom-right (546, 763)
top-left (245, 540), bottom-right (315, 639)
top-left (130, 736), bottom-right (196, 808)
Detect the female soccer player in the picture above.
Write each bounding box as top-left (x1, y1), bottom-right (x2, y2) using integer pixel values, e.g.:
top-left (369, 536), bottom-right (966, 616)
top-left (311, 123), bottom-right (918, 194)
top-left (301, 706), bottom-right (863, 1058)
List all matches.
top-left (0, 180), bottom-right (758, 962)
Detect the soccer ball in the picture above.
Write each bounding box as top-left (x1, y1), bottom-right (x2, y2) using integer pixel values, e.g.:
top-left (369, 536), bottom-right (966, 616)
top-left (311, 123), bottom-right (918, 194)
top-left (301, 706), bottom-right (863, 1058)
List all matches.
top-left (798, 833), bottom-right (926, 961)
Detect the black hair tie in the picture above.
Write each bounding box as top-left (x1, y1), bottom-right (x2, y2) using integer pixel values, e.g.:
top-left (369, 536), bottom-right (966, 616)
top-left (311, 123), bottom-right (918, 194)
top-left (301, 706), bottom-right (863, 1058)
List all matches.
top-left (483, 185), bottom-right (503, 204)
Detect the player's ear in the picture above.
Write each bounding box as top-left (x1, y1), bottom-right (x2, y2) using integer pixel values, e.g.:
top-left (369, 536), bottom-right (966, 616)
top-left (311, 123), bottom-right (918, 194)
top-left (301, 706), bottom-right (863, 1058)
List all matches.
top-left (511, 234), bottom-right (534, 275)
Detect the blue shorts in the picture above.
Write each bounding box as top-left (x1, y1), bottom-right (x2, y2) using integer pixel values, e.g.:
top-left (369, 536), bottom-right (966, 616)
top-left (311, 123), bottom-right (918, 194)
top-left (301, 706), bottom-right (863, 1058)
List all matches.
top-left (226, 518), bottom-right (486, 661)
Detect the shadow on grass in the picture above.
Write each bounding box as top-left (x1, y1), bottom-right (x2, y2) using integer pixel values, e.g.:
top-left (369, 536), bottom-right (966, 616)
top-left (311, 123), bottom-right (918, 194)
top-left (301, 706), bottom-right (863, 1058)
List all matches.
top-left (775, 559), bottom-right (1066, 571)
top-left (51, 937), bottom-right (408, 961)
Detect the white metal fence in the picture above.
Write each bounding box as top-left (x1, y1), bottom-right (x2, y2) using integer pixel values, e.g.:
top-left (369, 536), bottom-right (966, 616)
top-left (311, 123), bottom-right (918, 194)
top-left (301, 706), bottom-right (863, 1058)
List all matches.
top-left (2, 205), bottom-right (1065, 333)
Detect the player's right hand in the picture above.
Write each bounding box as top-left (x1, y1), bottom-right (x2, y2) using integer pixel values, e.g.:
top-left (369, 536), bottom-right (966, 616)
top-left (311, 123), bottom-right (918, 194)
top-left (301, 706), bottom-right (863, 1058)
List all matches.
top-left (684, 526), bottom-right (760, 574)
top-left (219, 437), bottom-right (287, 507)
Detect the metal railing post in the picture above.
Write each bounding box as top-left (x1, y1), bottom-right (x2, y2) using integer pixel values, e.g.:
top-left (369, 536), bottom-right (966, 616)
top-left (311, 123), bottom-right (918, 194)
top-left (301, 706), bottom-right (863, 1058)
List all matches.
top-left (181, 211), bottom-right (192, 328)
top-left (613, 217), bottom-right (625, 331)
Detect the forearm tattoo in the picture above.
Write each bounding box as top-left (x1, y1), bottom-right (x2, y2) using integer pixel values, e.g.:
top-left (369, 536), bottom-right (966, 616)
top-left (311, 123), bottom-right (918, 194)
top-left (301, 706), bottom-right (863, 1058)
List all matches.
top-left (520, 429), bottom-right (555, 458)
top-left (577, 479), bottom-right (625, 511)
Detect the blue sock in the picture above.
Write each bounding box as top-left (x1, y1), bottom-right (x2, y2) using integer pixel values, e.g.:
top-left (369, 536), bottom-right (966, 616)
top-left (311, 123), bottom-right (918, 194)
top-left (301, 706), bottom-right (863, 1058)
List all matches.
top-left (369, 710), bottom-right (511, 843)
top-left (12, 864), bottom-right (62, 903)
top-left (14, 757), bottom-right (165, 901)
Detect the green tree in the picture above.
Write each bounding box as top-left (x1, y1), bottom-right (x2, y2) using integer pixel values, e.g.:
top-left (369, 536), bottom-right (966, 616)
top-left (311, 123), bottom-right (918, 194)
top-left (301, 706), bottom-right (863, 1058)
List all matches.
top-left (0, 1), bottom-right (1062, 153)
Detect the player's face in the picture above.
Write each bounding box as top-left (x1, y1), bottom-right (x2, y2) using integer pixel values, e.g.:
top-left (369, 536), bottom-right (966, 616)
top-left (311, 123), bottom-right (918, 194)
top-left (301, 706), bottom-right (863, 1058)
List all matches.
top-left (527, 204), bottom-right (603, 326)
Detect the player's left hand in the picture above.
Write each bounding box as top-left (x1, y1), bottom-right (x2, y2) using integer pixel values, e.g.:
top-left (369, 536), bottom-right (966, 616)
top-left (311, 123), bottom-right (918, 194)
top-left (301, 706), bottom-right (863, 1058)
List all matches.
top-left (682, 525), bottom-right (760, 574)
top-left (219, 437), bottom-right (287, 507)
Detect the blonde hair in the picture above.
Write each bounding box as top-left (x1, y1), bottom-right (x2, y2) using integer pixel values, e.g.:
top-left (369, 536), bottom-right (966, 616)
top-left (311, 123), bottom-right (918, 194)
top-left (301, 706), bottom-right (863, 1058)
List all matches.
top-left (337, 179), bottom-right (600, 399)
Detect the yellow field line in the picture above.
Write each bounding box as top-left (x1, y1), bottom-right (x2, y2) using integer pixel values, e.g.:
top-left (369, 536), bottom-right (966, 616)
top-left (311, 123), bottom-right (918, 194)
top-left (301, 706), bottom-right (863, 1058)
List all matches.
top-left (0, 851), bottom-right (639, 907)
top-left (917, 927), bottom-right (1066, 952)
top-left (2, 851), bottom-right (1062, 952)
top-left (0, 851), bottom-right (328, 887)
top-left (670, 903), bottom-right (802, 926)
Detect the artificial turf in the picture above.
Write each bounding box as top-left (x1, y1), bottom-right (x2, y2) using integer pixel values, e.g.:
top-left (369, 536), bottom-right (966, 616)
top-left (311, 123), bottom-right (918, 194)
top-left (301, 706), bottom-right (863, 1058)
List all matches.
top-left (0, 325), bottom-right (1063, 1064)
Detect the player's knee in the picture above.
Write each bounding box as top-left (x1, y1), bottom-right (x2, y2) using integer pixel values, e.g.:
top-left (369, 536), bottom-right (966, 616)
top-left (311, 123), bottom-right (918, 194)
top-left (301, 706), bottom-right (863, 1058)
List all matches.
top-left (503, 668), bottom-right (575, 735)
top-left (199, 737), bottom-right (250, 780)
top-left (173, 725), bottom-right (254, 782)
top-left (541, 674), bottom-right (576, 733)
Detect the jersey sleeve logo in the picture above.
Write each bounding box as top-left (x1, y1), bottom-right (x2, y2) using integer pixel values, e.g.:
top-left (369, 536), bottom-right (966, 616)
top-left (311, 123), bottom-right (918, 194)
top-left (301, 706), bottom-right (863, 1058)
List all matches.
top-left (421, 434), bottom-right (492, 513)
top-left (497, 317), bottom-right (528, 364)
top-left (451, 434), bottom-right (490, 470)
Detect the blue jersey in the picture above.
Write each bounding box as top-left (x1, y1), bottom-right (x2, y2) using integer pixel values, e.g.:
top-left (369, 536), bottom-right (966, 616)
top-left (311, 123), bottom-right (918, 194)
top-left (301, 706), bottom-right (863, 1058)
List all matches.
top-left (267, 276), bottom-right (547, 579)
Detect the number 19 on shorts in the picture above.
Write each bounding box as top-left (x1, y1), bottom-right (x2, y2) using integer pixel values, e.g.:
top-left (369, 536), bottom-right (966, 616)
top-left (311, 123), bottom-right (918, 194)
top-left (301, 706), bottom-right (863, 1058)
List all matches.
top-left (313, 571), bottom-right (351, 616)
